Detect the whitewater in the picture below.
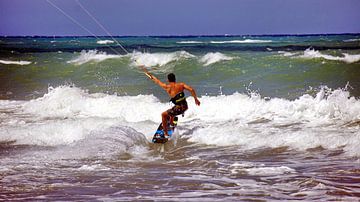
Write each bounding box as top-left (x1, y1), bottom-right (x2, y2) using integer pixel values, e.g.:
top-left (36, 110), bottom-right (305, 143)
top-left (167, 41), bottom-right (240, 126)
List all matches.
top-left (1, 85), bottom-right (359, 154)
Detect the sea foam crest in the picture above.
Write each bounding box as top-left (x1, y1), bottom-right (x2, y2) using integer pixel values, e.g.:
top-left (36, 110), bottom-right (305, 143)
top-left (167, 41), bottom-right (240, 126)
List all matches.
top-left (176, 41), bottom-right (204, 44)
top-left (200, 52), bottom-right (234, 66)
top-left (0, 59), bottom-right (32, 65)
top-left (2, 85), bottom-right (360, 156)
top-left (131, 51), bottom-right (195, 67)
top-left (210, 39), bottom-right (272, 44)
top-left (343, 38), bottom-right (360, 42)
top-left (185, 87), bottom-right (360, 156)
top-left (0, 120), bottom-right (149, 160)
top-left (22, 86), bottom-right (163, 122)
top-left (177, 39), bottom-right (272, 44)
top-left (278, 51), bottom-right (297, 57)
top-left (299, 48), bottom-right (360, 64)
top-left (67, 50), bottom-right (122, 65)
top-left (96, 40), bottom-right (114, 44)
top-left (0, 86), bottom-right (158, 149)
top-left (230, 163), bottom-right (296, 176)
top-left (14, 85), bottom-right (360, 129)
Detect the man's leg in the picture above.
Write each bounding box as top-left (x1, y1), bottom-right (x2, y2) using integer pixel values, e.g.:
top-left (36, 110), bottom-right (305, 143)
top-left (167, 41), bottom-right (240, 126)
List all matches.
top-left (161, 111), bottom-right (169, 137)
top-left (169, 115), bottom-right (174, 126)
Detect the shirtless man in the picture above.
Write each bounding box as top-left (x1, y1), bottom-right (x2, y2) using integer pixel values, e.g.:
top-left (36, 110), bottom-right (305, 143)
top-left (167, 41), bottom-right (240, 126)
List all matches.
top-left (141, 66), bottom-right (200, 137)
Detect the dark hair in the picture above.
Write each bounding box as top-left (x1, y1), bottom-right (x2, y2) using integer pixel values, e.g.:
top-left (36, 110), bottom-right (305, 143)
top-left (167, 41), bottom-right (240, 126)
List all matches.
top-left (167, 73), bottom-right (176, 82)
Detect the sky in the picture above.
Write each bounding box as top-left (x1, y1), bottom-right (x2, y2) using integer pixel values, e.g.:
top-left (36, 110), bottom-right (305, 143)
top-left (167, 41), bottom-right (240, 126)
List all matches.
top-left (0, 0), bottom-right (359, 36)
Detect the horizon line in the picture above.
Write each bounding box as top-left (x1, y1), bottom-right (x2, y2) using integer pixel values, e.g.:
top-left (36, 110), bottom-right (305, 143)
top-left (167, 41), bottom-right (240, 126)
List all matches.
top-left (1, 32), bottom-right (360, 38)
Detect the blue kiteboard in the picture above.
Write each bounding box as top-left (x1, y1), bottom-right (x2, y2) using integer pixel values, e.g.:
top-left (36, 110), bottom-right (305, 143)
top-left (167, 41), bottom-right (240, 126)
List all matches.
top-left (152, 116), bottom-right (178, 144)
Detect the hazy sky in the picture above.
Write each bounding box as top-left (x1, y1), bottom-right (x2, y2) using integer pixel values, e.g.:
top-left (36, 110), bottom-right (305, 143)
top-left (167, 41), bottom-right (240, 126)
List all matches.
top-left (1, 0), bottom-right (359, 36)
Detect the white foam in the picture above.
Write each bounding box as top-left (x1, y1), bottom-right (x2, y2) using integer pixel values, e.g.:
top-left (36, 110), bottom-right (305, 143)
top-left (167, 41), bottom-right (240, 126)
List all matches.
top-left (245, 166), bottom-right (296, 176)
top-left (199, 52), bottom-right (234, 66)
top-left (229, 162), bottom-right (296, 176)
top-left (0, 60), bottom-right (32, 65)
top-left (341, 53), bottom-right (360, 63)
top-left (1, 85), bottom-right (360, 156)
top-left (278, 51), bottom-right (297, 57)
top-left (0, 122), bottom-right (149, 161)
top-left (131, 51), bottom-right (195, 67)
top-left (78, 164), bottom-right (110, 171)
top-left (96, 40), bottom-right (114, 45)
top-left (67, 50), bottom-right (122, 65)
top-left (185, 87), bottom-right (360, 156)
top-left (0, 89), bottom-right (152, 157)
top-left (343, 38), bottom-right (360, 42)
top-left (0, 118), bottom-right (116, 146)
top-left (21, 86), bottom-right (164, 122)
top-left (176, 39), bottom-right (272, 44)
top-left (0, 86), bottom-right (164, 148)
top-left (176, 41), bottom-right (203, 44)
top-left (210, 39), bottom-right (272, 44)
top-left (298, 48), bottom-right (360, 64)
top-left (63, 126), bottom-right (149, 159)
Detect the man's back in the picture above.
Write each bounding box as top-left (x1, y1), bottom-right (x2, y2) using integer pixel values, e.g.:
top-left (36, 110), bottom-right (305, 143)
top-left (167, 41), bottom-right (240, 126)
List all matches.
top-left (165, 82), bottom-right (185, 98)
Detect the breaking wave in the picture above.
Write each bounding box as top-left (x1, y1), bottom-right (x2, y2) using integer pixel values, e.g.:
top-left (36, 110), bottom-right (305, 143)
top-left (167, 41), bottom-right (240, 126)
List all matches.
top-left (131, 51), bottom-right (195, 67)
top-left (65, 49), bottom-right (237, 67)
top-left (199, 52), bottom-right (234, 66)
top-left (176, 41), bottom-right (204, 44)
top-left (279, 48), bottom-right (360, 64)
top-left (177, 39), bottom-right (272, 44)
top-left (343, 38), bottom-right (360, 42)
top-left (299, 48), bottom-right (360, 63)
top-left (0, 85), bottom-right (359, 157)
top-left (67, 50), bottom-right (122, 65)
top-left (209, 39), bottom-right (272, 44)
top-left (186, 86), bottom-right (360, 157)
top-left (0, 59), bottom-right (32, 65)
top-left (97, 40), bottom-right (114, 44)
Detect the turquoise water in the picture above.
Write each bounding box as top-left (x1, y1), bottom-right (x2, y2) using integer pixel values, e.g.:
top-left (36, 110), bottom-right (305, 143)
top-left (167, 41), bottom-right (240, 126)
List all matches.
top-left (1, 35), bottom-right (360, 201)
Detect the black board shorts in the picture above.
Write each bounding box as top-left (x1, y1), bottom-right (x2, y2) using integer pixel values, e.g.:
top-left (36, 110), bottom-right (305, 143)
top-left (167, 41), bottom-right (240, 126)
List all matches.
top-left (167, 102), bottom-right (188, 116)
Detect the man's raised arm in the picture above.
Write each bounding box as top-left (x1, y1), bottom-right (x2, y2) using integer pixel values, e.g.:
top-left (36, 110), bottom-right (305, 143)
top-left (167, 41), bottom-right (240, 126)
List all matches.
top-left (140, 66), bottom-right (167, 90)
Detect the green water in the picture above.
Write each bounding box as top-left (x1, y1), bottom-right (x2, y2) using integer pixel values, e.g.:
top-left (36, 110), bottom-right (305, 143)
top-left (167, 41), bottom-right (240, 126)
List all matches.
top-left (0, 35), bottom-right (360, 100)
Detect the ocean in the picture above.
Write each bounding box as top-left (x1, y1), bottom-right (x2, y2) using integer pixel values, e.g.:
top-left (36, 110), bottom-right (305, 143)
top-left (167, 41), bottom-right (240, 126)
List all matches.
top-left (0, 35), bottom-right (360, 201)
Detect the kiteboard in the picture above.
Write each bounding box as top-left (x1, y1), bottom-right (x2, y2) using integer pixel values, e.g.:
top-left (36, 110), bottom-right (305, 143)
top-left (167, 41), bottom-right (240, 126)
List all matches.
top-left (152, 116), bottom-right (178, 144)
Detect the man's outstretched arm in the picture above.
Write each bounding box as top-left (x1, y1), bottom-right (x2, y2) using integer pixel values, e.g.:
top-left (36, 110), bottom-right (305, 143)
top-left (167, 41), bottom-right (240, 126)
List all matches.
top-left (140, 66), bottom-right (167, 90)
top-left (184, 83), bottom-right (201, 106)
